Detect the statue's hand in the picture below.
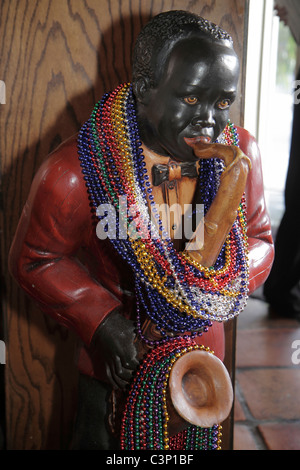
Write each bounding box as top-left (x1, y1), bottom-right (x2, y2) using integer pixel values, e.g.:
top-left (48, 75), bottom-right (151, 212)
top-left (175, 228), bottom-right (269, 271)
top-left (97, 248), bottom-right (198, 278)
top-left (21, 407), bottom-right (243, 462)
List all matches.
top-left (184, 142), bottom-right (251, 267)
top-left (192, 142), bottom-right (252, 173)
top-left (91, 309), bottom-right (139, 389)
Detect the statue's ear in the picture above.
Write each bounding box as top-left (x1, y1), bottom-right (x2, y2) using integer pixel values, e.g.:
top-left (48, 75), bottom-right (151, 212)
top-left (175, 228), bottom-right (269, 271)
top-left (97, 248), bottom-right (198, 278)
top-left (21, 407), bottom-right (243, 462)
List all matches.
top-left (133, 77), bottom-right (152, 105)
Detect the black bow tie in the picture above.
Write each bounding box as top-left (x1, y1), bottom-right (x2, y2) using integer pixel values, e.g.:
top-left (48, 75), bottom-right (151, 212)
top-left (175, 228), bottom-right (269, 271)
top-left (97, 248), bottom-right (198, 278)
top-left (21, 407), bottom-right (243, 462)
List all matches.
top-left (152, 161), bottom-right (198, 186)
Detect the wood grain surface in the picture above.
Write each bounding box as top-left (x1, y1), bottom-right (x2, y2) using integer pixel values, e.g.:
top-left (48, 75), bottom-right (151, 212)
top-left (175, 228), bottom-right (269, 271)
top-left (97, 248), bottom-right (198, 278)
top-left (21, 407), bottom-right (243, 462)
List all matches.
top-left (0, 0), bottom-right (248, 449)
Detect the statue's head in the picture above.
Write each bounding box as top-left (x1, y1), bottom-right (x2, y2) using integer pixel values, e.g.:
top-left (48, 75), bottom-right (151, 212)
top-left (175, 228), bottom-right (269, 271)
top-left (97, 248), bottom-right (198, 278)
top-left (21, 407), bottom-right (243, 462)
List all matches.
top-left (132, 10), bottom-right (240, 162)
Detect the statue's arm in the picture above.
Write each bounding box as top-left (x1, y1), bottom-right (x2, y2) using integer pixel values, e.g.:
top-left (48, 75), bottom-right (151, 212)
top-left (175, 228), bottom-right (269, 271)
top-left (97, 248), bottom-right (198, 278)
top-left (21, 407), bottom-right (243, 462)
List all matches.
top-left (9, 137), bottom-right (139, 388)
top-left (8, 137), bottom-right (122, 347)
top-left (184, 127), bottom-right (274, 293)
top-left (239, 128), bottom-right (274, 294)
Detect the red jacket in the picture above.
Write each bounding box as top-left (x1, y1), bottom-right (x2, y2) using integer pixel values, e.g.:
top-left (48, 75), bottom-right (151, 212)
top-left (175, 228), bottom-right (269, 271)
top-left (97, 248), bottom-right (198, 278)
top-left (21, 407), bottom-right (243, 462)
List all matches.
top-left (8, 127), bottom-right (274, 380)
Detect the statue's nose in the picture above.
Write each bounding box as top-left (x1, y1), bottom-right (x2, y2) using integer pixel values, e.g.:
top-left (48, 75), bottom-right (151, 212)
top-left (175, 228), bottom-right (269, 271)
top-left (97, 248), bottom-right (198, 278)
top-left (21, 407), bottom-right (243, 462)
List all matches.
top-left (191, 107), bottom-right (215, 128)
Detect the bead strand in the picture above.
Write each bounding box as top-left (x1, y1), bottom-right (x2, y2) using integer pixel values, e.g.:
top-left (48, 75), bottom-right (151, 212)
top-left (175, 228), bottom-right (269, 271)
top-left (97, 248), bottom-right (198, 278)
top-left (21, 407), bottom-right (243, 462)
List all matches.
top-left (77, 83), bottom-right (249, 333)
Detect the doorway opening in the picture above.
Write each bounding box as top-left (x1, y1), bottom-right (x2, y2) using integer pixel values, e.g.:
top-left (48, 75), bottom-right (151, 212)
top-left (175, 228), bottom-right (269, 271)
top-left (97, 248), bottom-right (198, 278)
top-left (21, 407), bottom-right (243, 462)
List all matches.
top-left (245, 0), bottom-right (298, 228)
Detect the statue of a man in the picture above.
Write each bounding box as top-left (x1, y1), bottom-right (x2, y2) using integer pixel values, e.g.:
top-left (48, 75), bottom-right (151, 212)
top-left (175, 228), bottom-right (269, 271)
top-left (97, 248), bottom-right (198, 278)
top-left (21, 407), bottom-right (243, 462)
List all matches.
top-left (9, 11), bottom-right (274, 450)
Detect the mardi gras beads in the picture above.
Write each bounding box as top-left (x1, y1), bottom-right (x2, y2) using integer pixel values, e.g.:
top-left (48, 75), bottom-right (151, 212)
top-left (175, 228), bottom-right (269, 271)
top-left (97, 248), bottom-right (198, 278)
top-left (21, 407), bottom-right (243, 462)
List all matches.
top-left (77, 83), bottom-right (249, 334)
top-left (77, 83), bottom-right (250, 451)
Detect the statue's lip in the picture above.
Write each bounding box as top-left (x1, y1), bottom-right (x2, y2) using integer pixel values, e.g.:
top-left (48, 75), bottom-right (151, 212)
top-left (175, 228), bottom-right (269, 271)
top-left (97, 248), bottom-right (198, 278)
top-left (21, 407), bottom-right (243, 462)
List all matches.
top-left (184, 136), bottom-right (212, 147)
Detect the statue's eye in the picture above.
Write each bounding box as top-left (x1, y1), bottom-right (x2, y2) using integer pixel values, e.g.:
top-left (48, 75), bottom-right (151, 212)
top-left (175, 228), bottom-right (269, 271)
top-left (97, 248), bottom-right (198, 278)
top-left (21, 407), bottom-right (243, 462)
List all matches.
top-left (217, 99), bottom-right (231, 110)
top-left (184, 96), bottom-right (198, 105)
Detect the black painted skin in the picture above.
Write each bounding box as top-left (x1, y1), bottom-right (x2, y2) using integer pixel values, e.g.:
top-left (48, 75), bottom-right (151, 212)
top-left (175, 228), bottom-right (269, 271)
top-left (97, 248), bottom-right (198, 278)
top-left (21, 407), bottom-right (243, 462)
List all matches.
top-left (136, 36), bottom-right (239, 162)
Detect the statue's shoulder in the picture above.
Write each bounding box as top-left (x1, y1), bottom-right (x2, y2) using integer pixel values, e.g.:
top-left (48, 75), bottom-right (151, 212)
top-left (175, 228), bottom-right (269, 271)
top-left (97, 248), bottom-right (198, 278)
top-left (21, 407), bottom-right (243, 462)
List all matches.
top-left (31, 133), bottom-right (89, 212)
top-left (46, 133), bottom-right (81, 174)
top-left (236, 126), bottom-right (261, 165)
top-left (37, 133), bottom-right (84, 191)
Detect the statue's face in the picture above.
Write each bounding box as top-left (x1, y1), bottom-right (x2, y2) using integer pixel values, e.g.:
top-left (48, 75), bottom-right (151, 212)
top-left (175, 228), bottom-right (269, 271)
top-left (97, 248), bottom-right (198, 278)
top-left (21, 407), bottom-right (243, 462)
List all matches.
top-left (137, 37), bottom-right (239, 162)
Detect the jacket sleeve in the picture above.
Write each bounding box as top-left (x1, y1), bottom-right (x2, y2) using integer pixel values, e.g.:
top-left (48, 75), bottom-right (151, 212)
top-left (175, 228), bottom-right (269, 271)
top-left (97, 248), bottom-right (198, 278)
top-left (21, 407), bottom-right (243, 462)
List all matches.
top-left (8, 136), bottom-right (122, 346)
top-left (238, 127), bottom-right (274, 294)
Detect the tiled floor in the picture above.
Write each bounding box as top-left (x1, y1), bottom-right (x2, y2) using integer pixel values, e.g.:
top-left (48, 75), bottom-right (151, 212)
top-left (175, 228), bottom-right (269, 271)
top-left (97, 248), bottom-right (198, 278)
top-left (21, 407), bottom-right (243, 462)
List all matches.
top-left (233, 188), bottom-right (300, 450)
top-left (233, 294), bottom-right (300, 450)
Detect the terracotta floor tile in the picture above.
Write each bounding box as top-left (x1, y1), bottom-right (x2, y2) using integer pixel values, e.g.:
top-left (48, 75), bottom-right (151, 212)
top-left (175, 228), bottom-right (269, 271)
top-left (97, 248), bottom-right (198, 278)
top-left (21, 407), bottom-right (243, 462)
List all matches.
top-left (258, 423), bottom-right (300, 450)
top-left (238, 297), bottom-right (300, 331)
top-left (237, 369), bottom-right (300, 420)
top-left (237, 298), bottom-right (271, 330)
top-left (233, 424), bottom-right (259, 450)
top-left (236, 328), bottom-right (300, 368)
